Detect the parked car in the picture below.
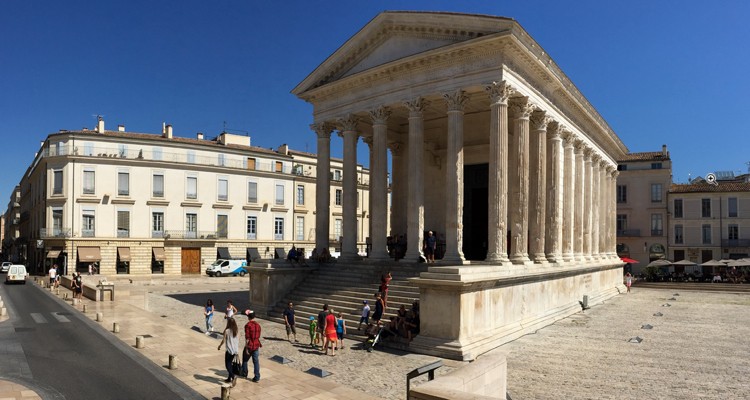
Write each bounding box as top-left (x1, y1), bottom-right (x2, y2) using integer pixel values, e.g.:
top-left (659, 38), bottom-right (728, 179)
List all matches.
top-left (205, 259), bottom-right (248, 277)
top-left (1, 262), bottom-right (11, 273)
top-left (5, 264), bottom-right (27, 284)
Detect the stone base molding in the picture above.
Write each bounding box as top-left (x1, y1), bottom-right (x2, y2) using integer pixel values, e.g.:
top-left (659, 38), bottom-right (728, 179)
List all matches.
top-left (409, 349), bottom-right (507, 400)
top-left (248, 262), bottom-right (316, 317)
top-left (409, 263), bottom-right (624, 361)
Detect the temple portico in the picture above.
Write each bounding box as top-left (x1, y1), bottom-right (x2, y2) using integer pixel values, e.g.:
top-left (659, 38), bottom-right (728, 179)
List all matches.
top-left (294, 11), bottom-right (628, 360)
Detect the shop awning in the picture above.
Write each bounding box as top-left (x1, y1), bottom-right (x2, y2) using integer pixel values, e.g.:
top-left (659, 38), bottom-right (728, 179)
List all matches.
top-left (117, 247), bottom-right (131, 262)
top-left (246, 247), bottom-right (261, 262)
top-left (152, 247), bottom-right (165, 261)
top-left (46, 249), bottom-right (61, 259)
top-left (217, 247), bottom-right (231, 259)
top-left (77, 246), bottom-right (101, 262)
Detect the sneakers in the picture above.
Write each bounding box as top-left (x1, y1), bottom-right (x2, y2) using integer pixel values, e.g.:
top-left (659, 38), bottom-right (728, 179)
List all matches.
top-left (232, 376), bottom-right (237, 387)
top-left (251, 377), bottom-right (260, 382)
top-left (205, 331), bottom-right (210, 335)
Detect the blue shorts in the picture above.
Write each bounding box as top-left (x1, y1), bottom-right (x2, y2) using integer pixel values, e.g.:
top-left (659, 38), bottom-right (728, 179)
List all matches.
top-left (359, 316), bottom-right (369, 324)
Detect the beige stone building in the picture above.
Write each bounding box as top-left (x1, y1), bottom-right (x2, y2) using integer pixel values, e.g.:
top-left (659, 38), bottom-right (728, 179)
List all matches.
top-left (615, 146), bottom-right (672, 273)
top-left (293, 11), bottom-right (628, 360)
top-left (2, 186), bottom-right (21, 263)
top-left (14, 119), bottom-right (371, 276)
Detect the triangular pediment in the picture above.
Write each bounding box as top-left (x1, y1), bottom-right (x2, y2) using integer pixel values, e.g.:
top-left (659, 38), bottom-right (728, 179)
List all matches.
top-left (293, 11), bottom-right (516, 96)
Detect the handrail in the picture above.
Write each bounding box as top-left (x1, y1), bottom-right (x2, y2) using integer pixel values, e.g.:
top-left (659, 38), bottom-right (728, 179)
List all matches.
top-left (406, 360), bottom-right (442, 398)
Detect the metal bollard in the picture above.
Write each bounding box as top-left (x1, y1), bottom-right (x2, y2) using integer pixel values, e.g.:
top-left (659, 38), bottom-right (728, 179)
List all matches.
top-left (113, 322), bottom-right (120, 333)
top-left (136, 336), bottom-right (144, 349)
top-left (55, 288), bottom-right (60, 295)
top-left (221, 384), bottom-right (230, 400)
top-left (96, 312), bottom-right (103, 322)
top-left (63, 293), bottom-right (68, 300)
top-left (168, 355), bottom-right (177, 370)
top-left (0, 307), bottom-right (5, 316)
top-left (82, 304), bottom-right (87, 313)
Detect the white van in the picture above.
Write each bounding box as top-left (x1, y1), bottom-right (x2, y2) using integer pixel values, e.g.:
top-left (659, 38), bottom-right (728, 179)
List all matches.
top-left (205, 259), bottom-right (248, 277)
top-left (5, 264), bottom-right (27, 284)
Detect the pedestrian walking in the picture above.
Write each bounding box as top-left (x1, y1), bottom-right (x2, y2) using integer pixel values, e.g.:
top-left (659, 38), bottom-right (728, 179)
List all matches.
top-left (48, 264), bottom-right (57, 288)
top-left (309, 316), bottom-right (318, 348)
top-left (358, 300), bottom-right (370, 330)
top-left (323, 308), bottom-right (337, 356)
top-left (283, 302), bottom-right (298, 342)
top-left (204, 299), bottom-right (215, 335)
top-left (336, 311), bottom-right (347, 349)
top-left (379, 271), bottom-right (392, 309)
top-left (424, 231), bottom-right (437, 263)
top-left (74, 272), bottom-right (83, 301)
top-left (625, 272), bottom-right (633, 293)
top-left (242, 310), bottom-right (262, 382)
top-left (217, 317), bottom-right (240, 386)
top-left (317, 304), bottom-right (328, 347)
top-left (225, 300), bottom-right (238, 319)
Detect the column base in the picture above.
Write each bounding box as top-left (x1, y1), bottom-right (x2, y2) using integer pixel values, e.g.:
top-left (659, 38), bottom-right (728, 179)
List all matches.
top-left (531, 253), bottom-right (548, 264)
top-left (509, 254), bottom-right (531, 265)
top-left (485, 252), bottom-right (510, 263)
top-left (338, 252), bottom-right (361, 262)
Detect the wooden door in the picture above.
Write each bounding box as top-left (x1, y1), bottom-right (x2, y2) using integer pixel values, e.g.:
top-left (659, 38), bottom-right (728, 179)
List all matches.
top-left (181, 247), bottom-right (201, 274)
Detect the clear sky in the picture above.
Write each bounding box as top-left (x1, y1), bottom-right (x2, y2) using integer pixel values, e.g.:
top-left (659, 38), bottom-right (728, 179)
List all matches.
top-left (1, 0), bottom-right (749, 203)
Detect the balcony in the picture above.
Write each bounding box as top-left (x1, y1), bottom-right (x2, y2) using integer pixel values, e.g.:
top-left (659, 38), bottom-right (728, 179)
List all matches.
top-left (152, 231), bottom-right (165, 238)
top-left (651, 229), bottom-right (664, 236)
top-left (164, 230), bottom-right (218, 240)
top-left (117, 230), bottom-right (130, 238)
top-left (617, 229), bottom-right (641, 237)
top-left (81, 229), bottom-right (95, 237)
top-left (39, 228), bottom-right (72, 238)
top-left (722, 239), bottom-right (750, 248)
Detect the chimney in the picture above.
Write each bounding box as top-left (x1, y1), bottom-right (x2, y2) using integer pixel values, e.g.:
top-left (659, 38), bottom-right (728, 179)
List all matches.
top-left (162, 122), bottom-right (166, 134)
top-left (662, 144), bottom-right (668, 157)
top-left (197, 132), bottom-right (204, 140)
top-left (164, 124), bottom-right (173, 139)
top-left (277, 143), bottom-right (289, 155)
top-left (96, 116), bottom-right (105, 133)
top-left (118, 125), bottom-right (125, 132)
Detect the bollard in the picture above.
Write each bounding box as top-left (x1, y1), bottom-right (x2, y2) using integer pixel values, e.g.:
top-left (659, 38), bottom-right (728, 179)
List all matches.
top-left (221, 384), bottom-right (230, 400)
top-left (168, 355), bottom-right (177, 370)
top-left (96, 312), bottom-right (103, 322)
top-left (136, 336), bottom-right (144, 349)
top-left (82, 304), bottom-right (87, 313)
top-left (113, 322), bottom-right (120, 333)
top-left (63, 293), bottom-right (68, 300)
top-left (0, 307), bottom-right (5, 316)
top-left (56, 288), bottom-right (60, 295)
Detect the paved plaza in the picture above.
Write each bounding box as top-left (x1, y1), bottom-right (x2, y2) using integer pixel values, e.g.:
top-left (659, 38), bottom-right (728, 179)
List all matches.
top-left (4, 276), bottom-right (750, 399)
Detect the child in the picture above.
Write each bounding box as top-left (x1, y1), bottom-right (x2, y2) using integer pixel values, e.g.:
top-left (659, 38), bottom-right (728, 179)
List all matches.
top-left (336, 311), bottom-right (347, 349)
top-left (309, 316), bottom-right (318, 348)
top-left (358, 300), bottom-right (370, 330)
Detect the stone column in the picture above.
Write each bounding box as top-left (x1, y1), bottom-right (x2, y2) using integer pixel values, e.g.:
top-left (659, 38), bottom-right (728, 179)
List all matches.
top-left (404, 98), bottom-right (429, 261)
top-left (508, 97), bottom-right (535, 265)
top-left (443, 90), bottom-right (468, 263)
top-left (338, 115), bottom-right (359, 260)
top-left (599, 161), bottom-right (609, 258)
top-left (529, 110), bottom-right (549, 263)
top-left (485, 81), bottom-right (514, 263)
top-left (573, 140), bottom-right (585, 261)
top-left (591, 156), bottom-right (601, 259)
top-left (312, 122), bottom-right (333, 251)
top-left (561, 131), bottom-right (575, 262)
top-left (362, 136), bottom-right (374, 247)
top-left (609, 170), bottom-right (619, 257)
top-left (388, 142), bottom-right (405, 237)
top-left (368, 106), bottom-right (390, 260)
top-left (545, 121), bottom-right (564, 264)
top-left (583, 148), bottom-right (593, 261)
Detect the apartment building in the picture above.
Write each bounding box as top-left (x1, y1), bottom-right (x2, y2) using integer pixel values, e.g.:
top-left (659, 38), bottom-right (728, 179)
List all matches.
top-left (15, 118), bottom-right (371, 276)
top-left (2, 186), bottom-right (21, 262)
top-left (668, 177), bottom-right (750, 269)
top-left (615, 145), bottom-right (672, 272)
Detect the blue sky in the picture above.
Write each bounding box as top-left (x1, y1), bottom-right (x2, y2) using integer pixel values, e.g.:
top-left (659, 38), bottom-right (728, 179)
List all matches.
top-left (1, 1), bottom-right (749, 202)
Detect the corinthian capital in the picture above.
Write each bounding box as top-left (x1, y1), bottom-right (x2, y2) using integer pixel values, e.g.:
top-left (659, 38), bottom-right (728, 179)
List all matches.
top-left (403, 97), bottom-right (430, 114)
top-left (337, 114), bottom-right (360, 132)
top-left (561, 129), bottom-right (576, 146)
top-left (311, 122), bottom-right (334, 139)
top-left (388, 141), bottom-right (404, 156)
top-left (547, 120), bottom-right (562, 139)
top-left (509, 97), bottom-right (536, 119)
top-left (485, 80), bottom-right (514, 105)
top-left (443, 90), bottom-right (469, 112)
top-left (361, 135), bottom-right (373, 148)
top-left (530, 110), bottom-right (552, 132)
top-left (369, 106), bottom-right (391, 125)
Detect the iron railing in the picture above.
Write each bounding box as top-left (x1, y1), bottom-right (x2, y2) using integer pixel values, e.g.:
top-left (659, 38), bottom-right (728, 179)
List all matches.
top-left (39, 228), bottom-right (72, 238)
top-left (163, 230), bottom-right (218, 239)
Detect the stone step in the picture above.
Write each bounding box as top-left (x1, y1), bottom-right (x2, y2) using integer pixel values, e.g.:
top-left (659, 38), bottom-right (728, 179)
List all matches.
top-left (284, 290), bottom-right (417, 305)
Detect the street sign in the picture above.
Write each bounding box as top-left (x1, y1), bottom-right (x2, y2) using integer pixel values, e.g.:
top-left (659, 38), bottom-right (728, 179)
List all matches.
top-left (37, 240), bottom-right (44, 248)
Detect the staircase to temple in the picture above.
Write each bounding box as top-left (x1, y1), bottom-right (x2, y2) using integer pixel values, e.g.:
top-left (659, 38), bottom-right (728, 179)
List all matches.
top-left (267, 263), bottom-right (426, 343)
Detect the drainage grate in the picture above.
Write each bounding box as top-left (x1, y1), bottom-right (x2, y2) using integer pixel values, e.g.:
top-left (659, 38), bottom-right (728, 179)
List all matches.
top-left (641, 324), bottom-right (654, 330)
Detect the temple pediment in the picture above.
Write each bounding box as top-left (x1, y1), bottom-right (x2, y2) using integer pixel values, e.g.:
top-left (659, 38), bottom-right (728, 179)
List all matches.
top-left (292, 11), bottom-right (516, 95)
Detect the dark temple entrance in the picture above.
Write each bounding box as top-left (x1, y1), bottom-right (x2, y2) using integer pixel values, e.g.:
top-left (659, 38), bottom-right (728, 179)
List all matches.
top-left (463, 163), bottom-right (488, 260)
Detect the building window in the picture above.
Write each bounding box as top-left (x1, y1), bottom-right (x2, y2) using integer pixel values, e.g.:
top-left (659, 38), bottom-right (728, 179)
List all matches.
top-left (82, 210), bottom-right (95, 237)
top-left (296, 216), bottom-right (304, 241)
top-left (702, 199), bottom-right (711, 218)
top-left (651, 214), bottom-right (663, 236)
top-left (218, 153), bottom-right (226, 167)
top-left (248, 181), bottom-right (257, 203)
top-left (246, 216), bottom-right (257, 240)
top-left (187, 150), bottom-right (195, 164)
top-left (52, 208), bottom-right (63, 236)
top-left (650, 183), bottom-right (662, 203)
top-left (616, 185), bottom-right (627, 203)
top-left (275, 161), bottom-right (283, 172)
top-left (334, 219), bottom-right (342, 240)
top-left (674, 199), bottom-right (683, 218)
top-left (674, 225), bottom-right (683, 244)
top-left (186, 176), bottom-right (197, 200)
top-left (275, 184), bottom-right (284, 205)
top-left (118, 172), bottom-right (129, 196)
top-left (674, 249), bottom-right (685, 261)
top-left (247, 158), bottom-right (256, 170)
top-left (186, 213), bottom-right (198, 238)
top-left (702, 224), bottom-right (712, 244)
top-left (83, 142), bottom-right (94, 156)
top-left (616, 214), bottom-right (627, 232)
top-left (53, 170), bottom-right (63, 195)
top-left (274, 217), bottom-right (284, 240)
top-left (118, 144), bottom-right (128, 157)
top-left (728, 197), bottom-right (738, 218)
top-left (651, 162), bottom-right (662, 169)
top-left (335, 189), bottom-right (342, 206)
top-left (217, 214), bottom-right (228, 239)
top-left (83, 169), bottom-right (95, 195)
top-left (117, 210), bottom-right (130, 238)
top-left (728, 224), bottom-right (739, 241)
top-left (152, 212), bottom-right (164, 238)
top-left (617, 164), bottom-right (627, 171)
top-left (153, 147), bottom-right (162, 161)
top-left (153, 173), bottom-right (164, 198)
top-left (296, 185), bottom-right (305, 205)
top-left (334, 170), bottom-right (342, 181)
top-left (218, 178), bottom-right (228, 201)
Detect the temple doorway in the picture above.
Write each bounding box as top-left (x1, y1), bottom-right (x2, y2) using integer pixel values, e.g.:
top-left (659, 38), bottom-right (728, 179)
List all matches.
top-left (463, 163), bottom-right (488, 260)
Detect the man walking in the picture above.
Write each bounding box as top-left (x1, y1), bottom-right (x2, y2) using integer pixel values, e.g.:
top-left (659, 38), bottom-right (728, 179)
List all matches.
top-left (48, 264), bottom-right (57, 288)
top-left (283, 302), bottom-right (298, 342)
top-left (242, 310), bottom-right (262, 382)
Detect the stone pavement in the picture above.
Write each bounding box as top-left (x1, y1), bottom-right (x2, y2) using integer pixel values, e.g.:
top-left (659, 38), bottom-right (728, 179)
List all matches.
top-left (0, 380), bottom-right (41, 400)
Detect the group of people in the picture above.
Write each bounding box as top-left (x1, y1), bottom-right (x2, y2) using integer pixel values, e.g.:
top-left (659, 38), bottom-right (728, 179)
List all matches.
top-left (386, 230), bottom-right (438, 263)
top-left (286, 246), bottom-right (308, 266)
top-left (48, 264), bottom-right (83, 301)
top-left (208, 299), bottom-right (262, 386)
top-left (381, 301), bottom-right (421, 342)
top-left (307, 304), bottom-right (347, 356)
top-left (309, 248), bottom-right (332, 263)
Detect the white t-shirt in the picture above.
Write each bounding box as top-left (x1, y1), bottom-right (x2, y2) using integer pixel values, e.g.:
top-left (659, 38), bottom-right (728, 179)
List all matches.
top-left (362, 304), bottom-right (371, 318)
top-left (49, 268), bottom-right (57, 279)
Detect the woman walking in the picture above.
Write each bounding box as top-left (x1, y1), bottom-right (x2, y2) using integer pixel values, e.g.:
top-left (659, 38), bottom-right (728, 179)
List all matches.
top-left (625, 272), bottom-right (633, 293)
top-left (204, 299), bottom-right (215, 335)
top-left (225, 300), bottom-right (238, 319)
top-left (323, 309), bottom-right (338, 356)
top-left (217, 317), bottom-right (240, 385)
